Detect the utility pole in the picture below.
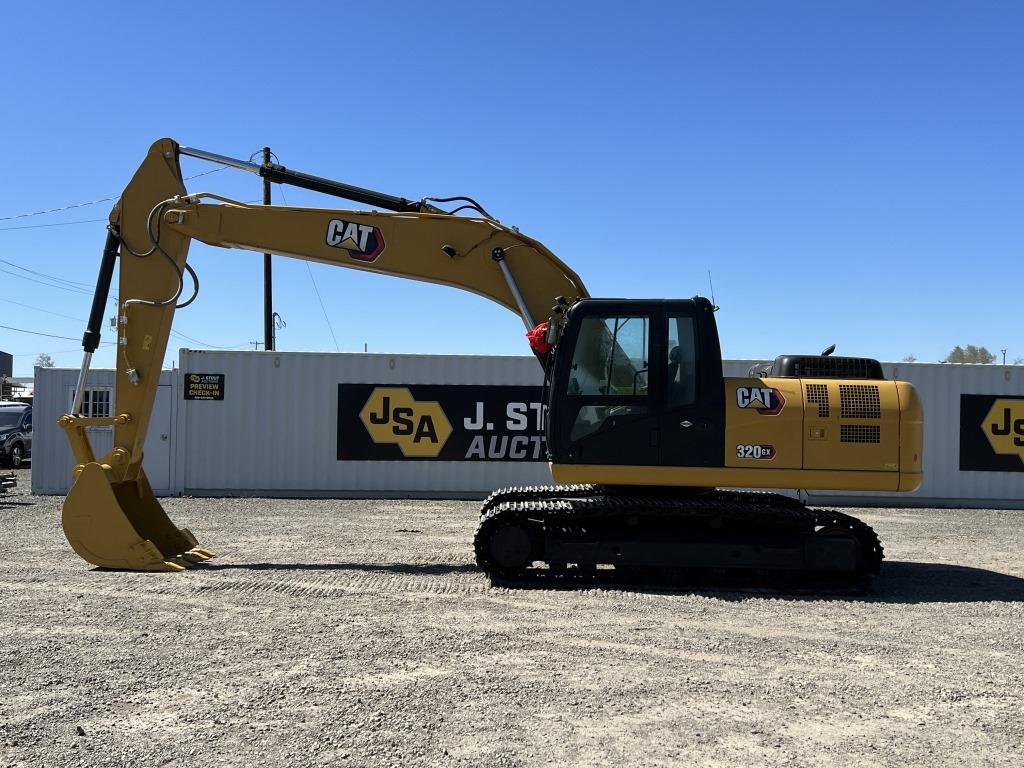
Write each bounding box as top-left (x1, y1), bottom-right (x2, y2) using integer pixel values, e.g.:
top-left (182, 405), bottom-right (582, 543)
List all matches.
top-left (262, 147), bottom-right (274, 351)
top-left (1001, 349), bottom-right (1007, 365)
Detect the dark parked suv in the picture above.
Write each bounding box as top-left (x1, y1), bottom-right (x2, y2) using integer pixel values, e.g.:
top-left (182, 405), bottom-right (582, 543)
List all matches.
top-left (0, 402), bottom-right (32, 468)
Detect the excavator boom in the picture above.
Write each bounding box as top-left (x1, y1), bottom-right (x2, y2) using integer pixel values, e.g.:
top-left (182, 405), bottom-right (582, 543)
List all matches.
top-left (166, 200), bottom-right (585, 324)
top-left (60, 138), bottom-right (588, 571)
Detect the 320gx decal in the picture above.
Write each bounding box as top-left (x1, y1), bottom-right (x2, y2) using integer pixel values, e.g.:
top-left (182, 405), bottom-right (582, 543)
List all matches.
top-left (735, 443), bottom-right (775, 460)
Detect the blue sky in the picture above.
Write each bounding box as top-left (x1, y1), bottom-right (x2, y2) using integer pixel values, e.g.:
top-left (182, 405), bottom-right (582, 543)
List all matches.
top-left (2, 1), bottom-right (1022, 376)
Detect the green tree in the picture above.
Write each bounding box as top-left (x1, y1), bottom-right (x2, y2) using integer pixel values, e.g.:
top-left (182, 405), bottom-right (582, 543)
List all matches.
top-left (34, 353), bottom-right (55, 368)
top-left (944, 345), bottom-right (996, 364)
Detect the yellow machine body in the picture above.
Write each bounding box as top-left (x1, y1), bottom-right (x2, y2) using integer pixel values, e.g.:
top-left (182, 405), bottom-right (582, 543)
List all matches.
top-left (553, 377), bottom-right (923, 491)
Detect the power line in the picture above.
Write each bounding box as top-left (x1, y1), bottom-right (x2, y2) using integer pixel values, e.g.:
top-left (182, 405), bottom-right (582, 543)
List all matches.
top-left (0, 166), bottom-right (227, 222)
top-left (182, 166), bottom-right (229, 183)
top-left (0, 314), bottom-right (245, 352)
top-left (8, 348), bottom-right (87, 357)
top-left (0, 196), bottom-right (118, 222)
top-left (0, 297), bottom-right (249, 349)
top-left (305, 262), bottom-right (340, 352)
top-left (0, 217), bottom-right (109, 232)
top-left (0, 256), bottom-right (95, 288)
top-left (0, 297), bottom-right (84, 322)
top-left (273, 181), bottom-right (339, 351)
top-left (0, 267), bottom-right (95, 295)
top-left (0, 167), bottom-right (297, 357)
top-left (0, 323), bottom-right (114, 344)
top-left (169, 329), bottom-right (250, 350)
top-left (0, 256), bottom-right (118, 303)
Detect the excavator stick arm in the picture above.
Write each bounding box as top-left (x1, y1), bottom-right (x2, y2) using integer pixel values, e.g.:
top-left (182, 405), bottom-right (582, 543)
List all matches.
top-left (59, 139), bottom-right (211, 571)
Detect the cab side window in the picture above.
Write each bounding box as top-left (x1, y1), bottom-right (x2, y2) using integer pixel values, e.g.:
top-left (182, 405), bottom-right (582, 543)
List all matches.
top-left (667, 314), bottom-right (697, 408)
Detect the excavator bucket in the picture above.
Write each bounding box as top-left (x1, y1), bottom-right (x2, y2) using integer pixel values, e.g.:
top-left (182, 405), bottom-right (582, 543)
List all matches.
top-left (61, 462), bottom-right (214, 571)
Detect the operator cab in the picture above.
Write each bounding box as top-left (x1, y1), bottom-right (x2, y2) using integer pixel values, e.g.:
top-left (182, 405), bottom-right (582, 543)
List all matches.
top-left (547, 297), bottom-right (725, 469)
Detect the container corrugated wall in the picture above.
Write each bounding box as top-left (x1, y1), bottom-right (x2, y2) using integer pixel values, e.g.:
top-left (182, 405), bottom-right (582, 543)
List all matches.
top-left (176, 350), bottom-right (551, 497)
top-left (32, 353), bottom-right (1024, 507)
top-left (31, 368), bottom-right (175, 495)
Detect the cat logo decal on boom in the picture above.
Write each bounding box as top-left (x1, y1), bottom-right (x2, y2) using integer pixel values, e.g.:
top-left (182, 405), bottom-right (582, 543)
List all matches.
top-left (359, 388), bottom-right (453, 457)
top-left (735, 386), bottom-right (786, 415)
top-left (325, 219), bottom-right (386, 262)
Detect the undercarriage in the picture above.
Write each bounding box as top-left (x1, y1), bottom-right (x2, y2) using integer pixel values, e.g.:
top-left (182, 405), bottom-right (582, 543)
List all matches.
top-left (474, 485), bottom-right (883, 589)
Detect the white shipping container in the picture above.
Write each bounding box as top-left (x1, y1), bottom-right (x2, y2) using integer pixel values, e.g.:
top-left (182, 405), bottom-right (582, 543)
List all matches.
top-left (32, 368), bottom-right (176, 495)
top-left (31, 352), bottom-right (1024, 507)
top-left (175, 350), bottom-right (551, 497)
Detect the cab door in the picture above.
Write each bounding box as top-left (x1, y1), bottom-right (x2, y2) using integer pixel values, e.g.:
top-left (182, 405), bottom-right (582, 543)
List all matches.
top-left (658, 306), bottom-right (725, 468)
top-left (550, 306), bottom-right (660, 466)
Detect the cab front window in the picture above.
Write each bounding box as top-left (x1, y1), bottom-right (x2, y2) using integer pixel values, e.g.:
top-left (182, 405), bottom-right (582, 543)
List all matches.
top-left (566, 316), bottom-right (649, 397)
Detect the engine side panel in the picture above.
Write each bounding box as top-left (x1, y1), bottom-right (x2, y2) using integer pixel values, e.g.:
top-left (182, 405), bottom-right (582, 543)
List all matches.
top-left (553, 377), bottom-right (924, 493)
top-left (725, 377), bottom-right (903, 473)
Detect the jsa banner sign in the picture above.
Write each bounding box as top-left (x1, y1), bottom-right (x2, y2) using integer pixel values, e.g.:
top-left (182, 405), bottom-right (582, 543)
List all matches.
top-left (337, 384), bottom-right (546, 461)
top-left (960, 394), bottom-right (1024, 472)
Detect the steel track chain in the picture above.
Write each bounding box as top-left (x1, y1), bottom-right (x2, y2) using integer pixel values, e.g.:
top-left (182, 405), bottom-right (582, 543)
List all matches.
top-left (479, 484), bottom-right (601, 516)
top-left (473, 485), bottom-right (883, 589)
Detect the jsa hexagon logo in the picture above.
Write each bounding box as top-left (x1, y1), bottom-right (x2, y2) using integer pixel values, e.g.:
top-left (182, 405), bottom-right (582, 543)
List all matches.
top-left (735, 386), bottom-right (786, 415)
top-left (359, 388), bottom-right (452, 457)
top-left (983, 399), bottom-right (1024, 464)
top-left (326, 219), bottom-right (385, 262)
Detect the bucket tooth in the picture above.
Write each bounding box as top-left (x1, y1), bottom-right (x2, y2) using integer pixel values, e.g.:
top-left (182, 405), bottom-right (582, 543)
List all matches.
top-left (61, 462), bottom-right (209, 572)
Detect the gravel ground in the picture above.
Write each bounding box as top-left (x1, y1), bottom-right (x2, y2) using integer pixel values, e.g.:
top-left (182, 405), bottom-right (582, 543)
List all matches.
top-left (2, 465), bottom-right (1023, 767)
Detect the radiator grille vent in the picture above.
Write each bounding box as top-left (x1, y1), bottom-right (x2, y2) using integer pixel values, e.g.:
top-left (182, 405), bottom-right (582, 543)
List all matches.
top-left (840, 424), bottom-right (881, 443)
top-left (839, 384), bottom-right (881, 419)
top-left (805, 383), bottom-right (830, 417)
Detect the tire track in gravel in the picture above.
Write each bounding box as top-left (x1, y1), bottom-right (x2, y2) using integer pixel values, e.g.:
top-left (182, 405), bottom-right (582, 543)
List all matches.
top-left (2, 564), bottom-right (736, 607)
top-left (146, 569), bottom-right (492, 601)
top-left (183, 574), bottom-right (777, 607)
top-left (0, 560), bottom-right (880, 614)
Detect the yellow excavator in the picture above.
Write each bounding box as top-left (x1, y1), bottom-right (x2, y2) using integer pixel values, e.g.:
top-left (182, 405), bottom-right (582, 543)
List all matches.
top-left (59, 138), bottom-right (923, 586)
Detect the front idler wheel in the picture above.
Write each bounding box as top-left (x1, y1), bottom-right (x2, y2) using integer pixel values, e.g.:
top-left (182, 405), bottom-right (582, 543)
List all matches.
top-left (489, 523), bottom-right (534, 573)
